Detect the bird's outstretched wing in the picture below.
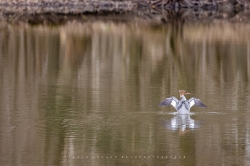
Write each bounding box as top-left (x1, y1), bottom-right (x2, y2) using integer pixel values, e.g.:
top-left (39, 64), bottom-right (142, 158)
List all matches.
top-left (188, 97), bottom-right (207, 108)
top-left (159, 96), bottom-right (179, 108)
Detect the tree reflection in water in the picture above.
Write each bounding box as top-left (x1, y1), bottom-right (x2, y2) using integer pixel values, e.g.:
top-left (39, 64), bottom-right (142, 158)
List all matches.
top-left (0, 20), bottom-right (250, 165)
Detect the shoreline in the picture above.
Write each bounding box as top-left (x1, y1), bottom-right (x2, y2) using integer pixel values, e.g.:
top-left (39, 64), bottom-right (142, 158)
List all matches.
top-left (0, 0), bottom-right (249, 24)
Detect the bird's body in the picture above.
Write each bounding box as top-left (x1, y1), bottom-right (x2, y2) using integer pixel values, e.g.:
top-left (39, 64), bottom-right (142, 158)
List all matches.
top-left (159, 90), bottom-right (206, 114)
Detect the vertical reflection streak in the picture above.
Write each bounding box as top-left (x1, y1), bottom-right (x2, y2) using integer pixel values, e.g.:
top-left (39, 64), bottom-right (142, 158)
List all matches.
top-left (0, 22), bottom-right (249, 166)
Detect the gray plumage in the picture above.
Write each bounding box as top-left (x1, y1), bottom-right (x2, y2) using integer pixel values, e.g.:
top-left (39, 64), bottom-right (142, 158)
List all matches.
top-left (159, 94), bottom-right (206, 114)
top-left (158, 96), bottom-right (178, 107)
top-left (188, 97), bottom-right (207, 108)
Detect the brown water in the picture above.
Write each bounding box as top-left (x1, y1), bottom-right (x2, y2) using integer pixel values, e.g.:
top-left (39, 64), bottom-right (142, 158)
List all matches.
top-left (0, 21), bottom-right (250, 166)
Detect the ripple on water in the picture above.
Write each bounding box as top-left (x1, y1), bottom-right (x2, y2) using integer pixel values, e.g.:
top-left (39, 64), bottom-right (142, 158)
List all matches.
top-left (193, 112), bottom-right (225, 115)
top-left (158, 111), bottom-right (224, 115)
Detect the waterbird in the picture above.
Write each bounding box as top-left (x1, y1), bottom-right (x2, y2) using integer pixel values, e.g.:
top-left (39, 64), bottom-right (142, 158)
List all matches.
top-left (159, 90), bottom-right (206, 114)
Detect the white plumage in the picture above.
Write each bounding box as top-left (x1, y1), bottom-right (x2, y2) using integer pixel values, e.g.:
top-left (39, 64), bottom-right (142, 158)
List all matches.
top-left (159, 90), bottom-right (206, 114)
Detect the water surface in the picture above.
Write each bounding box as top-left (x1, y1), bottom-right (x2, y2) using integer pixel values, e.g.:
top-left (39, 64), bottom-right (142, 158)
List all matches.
top-left (0, 21), bottom-right (250, 165)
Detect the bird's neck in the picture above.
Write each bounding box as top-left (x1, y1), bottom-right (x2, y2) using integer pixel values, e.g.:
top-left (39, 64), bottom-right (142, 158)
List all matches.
top-left (180, 95), bottom-right (186, 101)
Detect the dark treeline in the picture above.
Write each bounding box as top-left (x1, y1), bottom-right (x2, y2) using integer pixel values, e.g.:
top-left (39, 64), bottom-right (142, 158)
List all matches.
top-left (0, 0), bottom-right (248, 24)
top-left (0, 0), bottom-right (247, 9)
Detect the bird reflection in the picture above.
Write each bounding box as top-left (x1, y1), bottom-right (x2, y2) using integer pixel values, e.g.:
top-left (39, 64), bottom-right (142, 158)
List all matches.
top-left (164, 114), bottom-right (200, 135)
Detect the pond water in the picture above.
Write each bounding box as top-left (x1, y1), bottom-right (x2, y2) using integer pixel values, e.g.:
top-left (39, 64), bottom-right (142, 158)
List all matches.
top-left (0, 20), bottom-right (250, 165)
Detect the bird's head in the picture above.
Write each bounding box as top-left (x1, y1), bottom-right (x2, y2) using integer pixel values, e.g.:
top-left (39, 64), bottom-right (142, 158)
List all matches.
top-left (179, 90), bottom-right (190, 96)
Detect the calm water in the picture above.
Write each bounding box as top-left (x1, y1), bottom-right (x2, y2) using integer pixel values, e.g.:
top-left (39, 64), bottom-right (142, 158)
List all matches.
top-left (1, 21), bottom-right (250, 165)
